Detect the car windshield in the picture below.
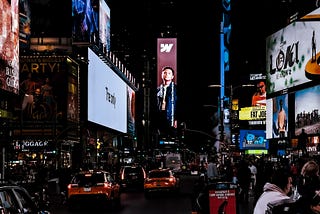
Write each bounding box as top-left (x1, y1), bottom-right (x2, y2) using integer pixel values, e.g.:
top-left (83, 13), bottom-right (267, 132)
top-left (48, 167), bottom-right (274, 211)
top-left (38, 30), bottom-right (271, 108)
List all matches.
top-left (148, 171), bottom-right (170, 178)
top-left (124, 167), bottom-right (143, 175)
top-left (72, 173), bottom-right (105, 186)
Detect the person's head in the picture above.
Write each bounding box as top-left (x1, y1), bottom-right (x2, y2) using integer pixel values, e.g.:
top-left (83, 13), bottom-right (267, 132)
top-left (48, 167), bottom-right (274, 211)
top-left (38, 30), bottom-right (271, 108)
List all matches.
top-left (279, 99), bottom-right (283, 106)
top-left (257, 81), bottom-right (266, 93)
top-left (301, 160), bottom-right (319, 178)
top-left (161, 66), bottom-right (174, 85)
top-left (302, 128), bottom-right (306, 134)
top-left (270, 168), bottom-right (293, 195)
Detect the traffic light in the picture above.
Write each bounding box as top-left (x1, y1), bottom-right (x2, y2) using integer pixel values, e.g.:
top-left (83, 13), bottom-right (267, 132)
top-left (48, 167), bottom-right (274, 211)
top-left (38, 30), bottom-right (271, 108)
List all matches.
top-left (179, 122), bottom-right (186, 140)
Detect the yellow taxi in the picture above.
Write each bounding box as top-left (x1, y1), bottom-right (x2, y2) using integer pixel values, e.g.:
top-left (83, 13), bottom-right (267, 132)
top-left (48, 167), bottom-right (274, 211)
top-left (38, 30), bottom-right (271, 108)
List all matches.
top-left (67, 169), bottom-right (121, 210)
top-left (144, 168), bottom-right (179, 198)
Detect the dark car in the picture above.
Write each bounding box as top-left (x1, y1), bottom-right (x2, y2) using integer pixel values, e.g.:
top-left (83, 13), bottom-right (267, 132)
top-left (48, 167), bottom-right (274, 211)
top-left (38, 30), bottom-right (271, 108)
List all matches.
top-left (119, 165), bottom-right (146, 191)
top-left (67, 169), bottom-right (121, 211)
top-left (0, 180), bottom-right (50, 214)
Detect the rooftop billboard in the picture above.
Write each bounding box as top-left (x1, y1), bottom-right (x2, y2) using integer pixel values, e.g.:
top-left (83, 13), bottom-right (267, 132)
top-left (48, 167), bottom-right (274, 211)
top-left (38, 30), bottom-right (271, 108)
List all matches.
top-left (266, 19), bottom-right (320, 94)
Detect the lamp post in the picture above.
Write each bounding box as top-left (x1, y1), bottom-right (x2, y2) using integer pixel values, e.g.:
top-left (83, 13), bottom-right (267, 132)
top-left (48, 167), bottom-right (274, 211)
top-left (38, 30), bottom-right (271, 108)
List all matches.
top-left (208, 84), bottom-right (255, 145)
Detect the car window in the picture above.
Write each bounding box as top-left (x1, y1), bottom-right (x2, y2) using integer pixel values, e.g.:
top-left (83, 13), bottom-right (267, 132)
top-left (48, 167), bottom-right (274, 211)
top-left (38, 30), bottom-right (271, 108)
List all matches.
top-left (149, 171), bottom-right (171, 178)
top-left (106, 174), bottom-right (115, 183)
top-left (124, 167), bottom-right (143, 175)
top-left (0, 189), bottom-right (20, 213)
top-left (72, 173), bottom-right (105, 186)
top-left (14, 188), bottom-right (37, 213)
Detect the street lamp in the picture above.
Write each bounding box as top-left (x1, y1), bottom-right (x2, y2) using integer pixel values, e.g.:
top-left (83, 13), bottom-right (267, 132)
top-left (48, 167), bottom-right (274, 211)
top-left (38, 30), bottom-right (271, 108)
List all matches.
top-left (208, 84), bottom-right (255, 145)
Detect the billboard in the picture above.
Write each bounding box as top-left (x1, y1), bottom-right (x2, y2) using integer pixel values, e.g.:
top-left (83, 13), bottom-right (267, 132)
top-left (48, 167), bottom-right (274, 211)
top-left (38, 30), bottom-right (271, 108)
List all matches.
top-left (99, 0), bottom-right (110, 52)
top-left (0, 0), bottom-right (19, 94)
top-left (72, 0), bottom-right (99, 44)
top-left (157, 38), bottom-right (177, 85)
top-left (88, 48), bottom-right (127, 133)
top-left (266, 18), bottom-right (320, 94)
top-left (294, 85), bottom-right (320, 136)
top-left (156, 38), bottom-right (178, 136)
top-left (239, 129), bottom-right (268, 150)
top-left (18, 56), bottom-right (78, 122)
top-left (266, 94), bottom-right (289, 139)
top-left (127, 85), bottom-right (135, 136)
top-left (19, 0), bottom-right (31, 49)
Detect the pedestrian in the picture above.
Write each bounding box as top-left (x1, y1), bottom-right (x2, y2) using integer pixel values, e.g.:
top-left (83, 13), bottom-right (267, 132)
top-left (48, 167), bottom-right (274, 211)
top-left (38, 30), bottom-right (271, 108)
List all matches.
top-left (248, 160), bottom-right (257, 190)
top-left (297, 128), bottom-right (309, 156)
top-left (237, 159), bottom-right (251, 202)
top-left (293, 167), bottom-right (320, 214)
top-left (253, 168), bottom-right (293, 214)
top-left (206, 156), bottom-right (219, 183)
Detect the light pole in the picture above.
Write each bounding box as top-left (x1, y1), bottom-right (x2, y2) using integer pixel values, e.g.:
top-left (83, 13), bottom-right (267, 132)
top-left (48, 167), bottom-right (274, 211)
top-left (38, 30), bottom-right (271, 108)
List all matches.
top-left (208, 84), bottom-right (255, 145)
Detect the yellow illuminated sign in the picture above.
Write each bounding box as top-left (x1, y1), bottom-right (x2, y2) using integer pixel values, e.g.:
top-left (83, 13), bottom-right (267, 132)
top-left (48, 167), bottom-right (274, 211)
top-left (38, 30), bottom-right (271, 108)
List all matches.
top-left (245, 150), bottom-right (268, 155)
top-left (239, 106), bottom-right (266, 120)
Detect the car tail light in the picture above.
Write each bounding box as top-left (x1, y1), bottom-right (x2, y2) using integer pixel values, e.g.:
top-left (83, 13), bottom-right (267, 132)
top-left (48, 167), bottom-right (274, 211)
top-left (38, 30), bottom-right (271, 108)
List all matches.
top-left (67, 184), bottom-right (78, 189)
top-left (142, 169), bottom-right (146, 179)
top-left (121, 171), bottom-right (125, 180)
top-left (169, 177), bottom-right (175, 183)
top-left (104, 182), bottom-right (112, 188)
top-left (145, 178), bottom-right (152, 184)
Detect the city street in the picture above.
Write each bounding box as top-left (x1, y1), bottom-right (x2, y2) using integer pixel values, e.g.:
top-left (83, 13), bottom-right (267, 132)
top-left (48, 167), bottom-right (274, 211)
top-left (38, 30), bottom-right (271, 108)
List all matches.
top-left (52, 175), bottom-right (255, 214)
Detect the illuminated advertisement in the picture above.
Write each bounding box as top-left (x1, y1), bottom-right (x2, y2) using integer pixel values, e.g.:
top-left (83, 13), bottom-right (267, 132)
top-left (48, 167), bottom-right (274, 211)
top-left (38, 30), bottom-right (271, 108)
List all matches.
top-left (72, 0), bottom-right (99, 44)
top-left (127, 86), bottom-right (135, 136)
top-left (157, 38), bottom-right (177, 85)
top-left (0, 0), bottom-right (19, 94)
top-left (156, 38), bottom-right (178, 135)
top-left (208, 183), bottom-right (237, 214)
top-left (294, 85), bottom-right (320, 136)
top-left (266, 94), bottom-right (289, 139)
top-left (19, 0), bottom-right (31, 49)
top-left (239, 129), bottom-right (269, 150)
top-left (67, 60), bottom-right (79, 122)
top-left (19, 56), bottom-right (78, 122)
top-left (99, 0), bottom-right (110, 52)
top-left (239, 106), bottom-right (266, 120)
top-left (88, 48), bottom-right (127, 133)
top-left (245, 150), bottom-right (268, 155)
top-left (266, 17), bottom-right (320, 94)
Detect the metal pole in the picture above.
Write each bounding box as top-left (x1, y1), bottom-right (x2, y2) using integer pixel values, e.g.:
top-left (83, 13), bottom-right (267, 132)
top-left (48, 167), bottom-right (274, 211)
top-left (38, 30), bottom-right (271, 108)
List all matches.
top-left (2, 147), bottom-right (5, 179)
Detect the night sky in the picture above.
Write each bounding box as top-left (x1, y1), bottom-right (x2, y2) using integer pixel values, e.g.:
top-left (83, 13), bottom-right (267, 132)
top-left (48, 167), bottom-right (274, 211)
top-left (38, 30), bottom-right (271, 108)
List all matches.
top-left (107, 0), bottom-right (317, 135)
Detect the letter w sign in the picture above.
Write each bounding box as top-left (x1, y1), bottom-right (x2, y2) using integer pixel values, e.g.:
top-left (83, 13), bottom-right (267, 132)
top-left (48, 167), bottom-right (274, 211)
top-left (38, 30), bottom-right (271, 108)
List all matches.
top-left (160, 43), bottom-right (174, 52)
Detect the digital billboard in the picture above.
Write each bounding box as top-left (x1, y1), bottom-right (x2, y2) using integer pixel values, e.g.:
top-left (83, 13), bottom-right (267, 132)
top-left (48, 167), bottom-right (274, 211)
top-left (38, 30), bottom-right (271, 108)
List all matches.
top-left (239, 129), bottom-right (268, 150)
top-left (19, 0), bottom-right (31, 49)
top-left (157, 38), bottom-right (177, 85)
top-left (72, 0), bottom-right (99, 44)
top-left (127, 86), bottom-right (135, 136)
top-left (156, 38), bottom-right (178, 136)
top-left (88, 48), bottom-right (127, 133)
top-left (0, 0), bottom-right (19, 94)
top-left (266, 94), bottom-right (289, 139)
top-left (294, 85), bottom-right (320, 136)
top-left (266, 18), bottom-right (320, 94)
top-left (19, 56), bottom-right (77, 122)
top-left (99, 0), bottom-right (110, 52)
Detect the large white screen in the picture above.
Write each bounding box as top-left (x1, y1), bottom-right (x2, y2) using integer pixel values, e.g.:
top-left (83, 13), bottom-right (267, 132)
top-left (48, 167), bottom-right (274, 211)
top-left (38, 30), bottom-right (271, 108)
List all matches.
top-left (88, 48), bottom-right (127, 133)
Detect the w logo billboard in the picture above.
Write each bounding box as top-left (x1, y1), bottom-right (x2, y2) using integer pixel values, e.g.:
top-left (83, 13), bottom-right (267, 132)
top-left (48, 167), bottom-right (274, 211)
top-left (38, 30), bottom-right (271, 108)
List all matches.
top-left (157, 38), bottom-right (177, 85)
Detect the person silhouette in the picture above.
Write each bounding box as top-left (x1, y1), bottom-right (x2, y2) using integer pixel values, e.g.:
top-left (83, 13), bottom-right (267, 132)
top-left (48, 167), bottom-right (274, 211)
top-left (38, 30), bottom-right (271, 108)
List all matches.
top-left (297, 128), bottom-right (309, 156)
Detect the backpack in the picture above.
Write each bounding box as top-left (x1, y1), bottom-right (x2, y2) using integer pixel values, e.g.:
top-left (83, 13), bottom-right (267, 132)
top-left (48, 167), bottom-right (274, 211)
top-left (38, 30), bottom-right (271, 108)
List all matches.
top-left (266, 198), bottom-right (297, 214)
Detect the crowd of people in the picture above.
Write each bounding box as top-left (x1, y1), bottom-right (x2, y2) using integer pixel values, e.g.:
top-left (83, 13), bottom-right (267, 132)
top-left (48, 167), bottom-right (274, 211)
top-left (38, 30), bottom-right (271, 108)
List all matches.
top-left (191, 153), bottom-right (320, 214)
